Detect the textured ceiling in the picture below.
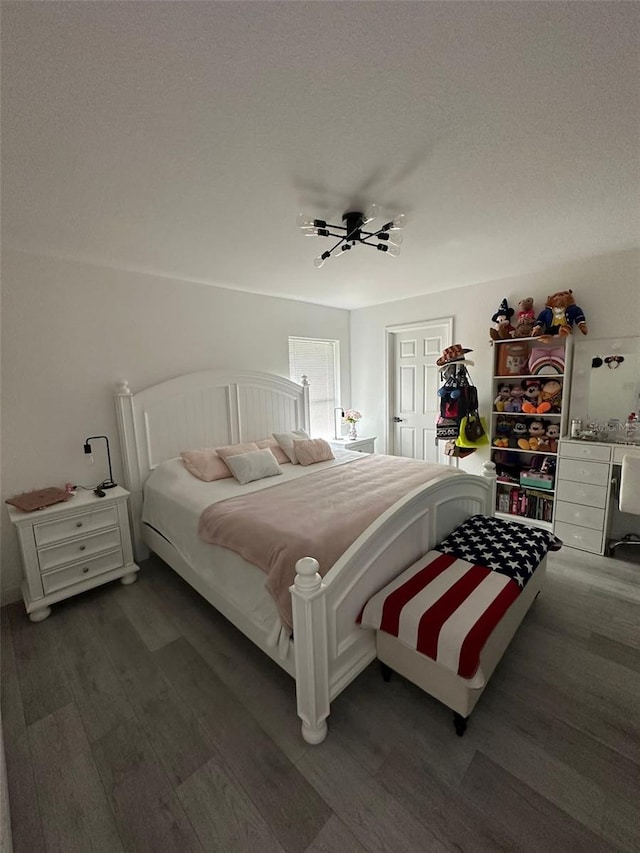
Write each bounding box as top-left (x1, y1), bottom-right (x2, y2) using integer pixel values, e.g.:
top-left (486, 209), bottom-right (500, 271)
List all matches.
top-left (2, 1), bottom-right (639, 309)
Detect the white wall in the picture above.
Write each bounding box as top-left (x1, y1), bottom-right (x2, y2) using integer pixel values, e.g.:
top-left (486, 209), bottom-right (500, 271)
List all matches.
top-left (0, 249), bottom-right (350, 602)
top-left (351, 248), bottom-right (640, 473)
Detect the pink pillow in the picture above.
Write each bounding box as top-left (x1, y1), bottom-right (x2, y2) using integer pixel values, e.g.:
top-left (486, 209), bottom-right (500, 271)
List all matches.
top-left (180, 449), bottom-right (232, 482)
top-left (215, 442), bottom-right (260, 471)
top-left (293, 438), bottom-right (335, 466)
top-left (256, 438), bottom-right (290, 464)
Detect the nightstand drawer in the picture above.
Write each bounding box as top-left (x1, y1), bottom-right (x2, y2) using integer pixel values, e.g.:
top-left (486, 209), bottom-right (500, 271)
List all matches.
top-left (557, 458), bottom-right (609, 488)
top-left (555, 501), bottom-right (605, 531)
top-left (41, 548), bottom-right (124, 594)
top-left (556, 480), bottom-right (608, 509)
top-left (554, 521), bottom-right (603, 554)
top-left (34, 505), bottom-right (119, 547)
top-left (38, 526), bottom-right (121, 573)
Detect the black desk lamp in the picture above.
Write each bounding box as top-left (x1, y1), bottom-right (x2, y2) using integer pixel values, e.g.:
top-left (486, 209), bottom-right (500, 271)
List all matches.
top-left (83, 435), bottom-right (117, 489)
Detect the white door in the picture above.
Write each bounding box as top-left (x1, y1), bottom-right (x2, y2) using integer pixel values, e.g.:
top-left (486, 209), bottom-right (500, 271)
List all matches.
top-left (389, 319), bottom-right (453, 462)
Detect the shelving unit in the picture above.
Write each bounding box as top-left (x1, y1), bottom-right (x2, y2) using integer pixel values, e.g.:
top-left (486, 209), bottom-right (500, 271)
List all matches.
top-left (490, 336), bottom-right (572, 531)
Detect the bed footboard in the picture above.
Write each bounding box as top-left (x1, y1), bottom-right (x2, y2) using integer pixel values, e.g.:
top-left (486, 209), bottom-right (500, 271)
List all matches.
top-left (290, 461), bottom-right (496, 744)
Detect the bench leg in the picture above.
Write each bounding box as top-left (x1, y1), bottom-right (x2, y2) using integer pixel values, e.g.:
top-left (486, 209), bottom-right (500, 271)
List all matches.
top-left (453, 712), bottom-right (468, 737)
top-left (380, 662), bottom-right (392, 682)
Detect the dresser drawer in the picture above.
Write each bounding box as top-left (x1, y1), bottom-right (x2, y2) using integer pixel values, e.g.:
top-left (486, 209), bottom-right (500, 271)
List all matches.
top-left (557, 458), bottom-right (610, 488)
top-left (554, 521), bottom-right (603, 554)
top-left (41, 549), bottom-right (124, 595)
top-left (38, 527), bottom-right (121, 573)
top-left (34, 505), bottom-right (119, 547)
top-left (559, 442), bottom-right (612, 463)
top-left (556, 480), bottom-right (608, 509)
top-left (555, 501), bottom-right (605, 531)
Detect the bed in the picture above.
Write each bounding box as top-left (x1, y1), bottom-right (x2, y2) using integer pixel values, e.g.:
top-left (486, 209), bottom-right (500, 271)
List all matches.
top-left (115, 369), bottom-right (497, 743)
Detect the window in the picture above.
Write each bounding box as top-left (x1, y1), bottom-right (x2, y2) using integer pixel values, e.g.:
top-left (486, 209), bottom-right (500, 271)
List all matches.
top-left (288, 336), bottom-right (340, 438)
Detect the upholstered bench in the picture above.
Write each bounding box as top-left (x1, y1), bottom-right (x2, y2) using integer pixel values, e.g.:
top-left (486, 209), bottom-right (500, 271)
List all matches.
top-left (360, 514), bottom-right (561, 735)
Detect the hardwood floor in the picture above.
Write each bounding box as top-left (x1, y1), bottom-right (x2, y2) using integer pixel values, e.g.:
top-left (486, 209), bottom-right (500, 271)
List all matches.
top-left (2, 547), bottom-right (639, 852)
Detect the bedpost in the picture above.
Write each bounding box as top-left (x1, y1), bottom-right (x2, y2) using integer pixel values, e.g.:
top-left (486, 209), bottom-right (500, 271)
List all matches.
top-left (482, 460), bottom-right (497, 517)
top-left (290, 557), bottom-right (330, 745)
top-left (114, 380), bottom-right (149, 562)
top-left (300, 374), bottom-right (311, 434)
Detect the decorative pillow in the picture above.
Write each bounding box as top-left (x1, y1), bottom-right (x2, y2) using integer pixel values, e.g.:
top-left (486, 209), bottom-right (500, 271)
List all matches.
top-left (256, 437), bottom-right (290, 464)
top-left (215, 441), bottom-right (260, 471)
top-left (272, 429), bottom-right (311, 464)
top-left (224, 449), bottom-right (283, 485)
top-left (293, 438), bottom-right (335, 466)
top-left (180, 449), bottom-right (232, 482)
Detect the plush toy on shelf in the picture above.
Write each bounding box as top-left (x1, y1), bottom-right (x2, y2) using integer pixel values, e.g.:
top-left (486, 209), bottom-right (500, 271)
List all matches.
top-left (545, 422), bottom-right (560, 452)
top-left (539, 378), bottom-right (563, 413)
top-left (510, 420), bottom-right (528, 448)
top-left (494, 383), bottom-right (512, 412)
top-left (504, 385), bottom-right (526, 412)
top-left (521, 379), bottom-right (542, 413)
top-left (531, 290), bottom-right (588, 337)
top-left (518, 419), bottom-right (546, 451)
top-left (513, 297), bottom-right (536, 338)
top-left (490, 298), bottom-right (515, 340)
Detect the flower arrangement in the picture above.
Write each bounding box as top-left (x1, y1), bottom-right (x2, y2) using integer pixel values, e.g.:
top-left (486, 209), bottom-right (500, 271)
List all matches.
top-left (343, 409), bottom-right (362, 424)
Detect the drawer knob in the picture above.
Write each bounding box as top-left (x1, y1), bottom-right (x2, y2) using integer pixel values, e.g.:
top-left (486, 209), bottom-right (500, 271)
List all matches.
top-left (76, 522), bottom-right (83, 528)
top-left (82, 567), bottom-right (89, 574)
top-left (79, 545), bottom-right (86, 551)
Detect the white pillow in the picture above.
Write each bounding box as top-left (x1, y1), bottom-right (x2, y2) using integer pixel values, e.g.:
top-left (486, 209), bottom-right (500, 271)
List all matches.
top-left (272, 429), bottom-right (311, 464)
top-left (224, 448), bottom-right (283, 485)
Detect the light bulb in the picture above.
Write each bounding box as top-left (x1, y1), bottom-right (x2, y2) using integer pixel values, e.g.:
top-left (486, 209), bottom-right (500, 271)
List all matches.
top-left (297, 213), bottom-right (315, 230)
top-left (314, 251), bottom-right (331, 268)
top-left (304, 227), bottom-right (329, 237)
top-left (384, 233), bottom-right (403, 246)
top-left (390, 213), bottom-right (408, 230)
top-left (363, 203), bottom-right (378, 224)
top-left (385, 242), bottom-right (401, 256)
top-left (334, 244), bottom-right (351, 258)
top-left (87, 453), bottom-right (95, 465)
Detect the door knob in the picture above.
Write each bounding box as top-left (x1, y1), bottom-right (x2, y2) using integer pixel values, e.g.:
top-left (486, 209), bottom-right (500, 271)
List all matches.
top-left (393, 417), bottom-right (405, 423)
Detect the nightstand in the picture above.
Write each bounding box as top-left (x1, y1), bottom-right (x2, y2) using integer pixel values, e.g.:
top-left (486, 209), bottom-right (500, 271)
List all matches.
top-left (328, 436), bottom-right (377, 454)
top-left (8, 486), bottom-right (138, 622)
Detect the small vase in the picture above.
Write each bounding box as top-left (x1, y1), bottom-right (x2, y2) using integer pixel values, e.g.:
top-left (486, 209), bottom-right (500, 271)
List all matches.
top-left (348, 422), bottom-right (358, 440)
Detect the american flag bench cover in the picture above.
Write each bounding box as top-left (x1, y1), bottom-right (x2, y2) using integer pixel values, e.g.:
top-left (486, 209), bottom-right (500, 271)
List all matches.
top-left (360, 517), bottom-right (560, 685)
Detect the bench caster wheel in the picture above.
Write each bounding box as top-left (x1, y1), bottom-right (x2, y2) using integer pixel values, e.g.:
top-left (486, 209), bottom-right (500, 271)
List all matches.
top-left (380, 662), bottom-right (392, 682)
top-left (453, 712), bottom-right (468, 737)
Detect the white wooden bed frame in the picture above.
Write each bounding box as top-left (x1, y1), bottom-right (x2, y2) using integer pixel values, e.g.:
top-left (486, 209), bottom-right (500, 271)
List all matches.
top-left (115, 369), bottom-right (497, 744)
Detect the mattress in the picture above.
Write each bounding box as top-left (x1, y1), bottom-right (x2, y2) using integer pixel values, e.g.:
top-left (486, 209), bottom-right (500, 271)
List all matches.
top-left (142, 451), bottom-right (364, 656)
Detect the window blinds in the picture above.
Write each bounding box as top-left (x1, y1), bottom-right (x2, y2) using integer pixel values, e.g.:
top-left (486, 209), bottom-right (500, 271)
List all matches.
top-left (288, 337), bottom-right (340, 438)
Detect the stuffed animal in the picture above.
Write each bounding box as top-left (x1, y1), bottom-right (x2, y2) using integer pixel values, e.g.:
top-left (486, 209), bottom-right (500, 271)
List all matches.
top-left (531, 290), bottom-right (588, 337)
top-left (521, 379), bottom-right (542, 413)
top-left (545, 422), bottom-right (560, 453)
top-left (494, 383), bottom-right (512, 412)
top-left (490, 298), bottom-right (515, 340)
top-left (539, 378), bottom-right (562, 413)
top-left (513, 297), bottom-right (536, 338)
top-left (518, 419), bottom-right (546, 451)
top-left (504, 385), bottom-right (526, 412)
top-left (510, 419), bottom-right (528, 448)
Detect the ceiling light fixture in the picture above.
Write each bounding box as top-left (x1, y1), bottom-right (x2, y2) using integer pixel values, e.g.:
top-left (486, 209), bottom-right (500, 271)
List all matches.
top-left (297, 204), bottom-right (407, 268)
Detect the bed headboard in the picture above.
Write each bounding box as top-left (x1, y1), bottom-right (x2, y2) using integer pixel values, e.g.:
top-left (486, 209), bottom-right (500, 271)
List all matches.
top-left (115, 369), bottom-right (310, 558)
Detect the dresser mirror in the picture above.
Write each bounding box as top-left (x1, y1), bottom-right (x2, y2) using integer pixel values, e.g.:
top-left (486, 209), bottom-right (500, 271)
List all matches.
top-left (569, 335), bottom-right (640, 441)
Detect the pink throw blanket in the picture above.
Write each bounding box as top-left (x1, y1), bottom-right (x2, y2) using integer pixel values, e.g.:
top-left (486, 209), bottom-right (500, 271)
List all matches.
top-left (198, 455), bottom-right (458, 630)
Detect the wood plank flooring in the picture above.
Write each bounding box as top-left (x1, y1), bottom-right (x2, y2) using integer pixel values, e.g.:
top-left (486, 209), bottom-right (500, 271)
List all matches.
top-left (2, 547), bottom-right (639, 852)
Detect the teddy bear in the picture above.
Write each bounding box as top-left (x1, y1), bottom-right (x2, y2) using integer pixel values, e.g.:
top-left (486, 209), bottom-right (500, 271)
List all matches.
top-left (489, 298), bottom-right (515, 340)
top-left (513, 297), bottom-right (536, 338)
top-left (531, 290), bottom-right (588, 337)
top-left (494, 383), bottom-right (512, 412)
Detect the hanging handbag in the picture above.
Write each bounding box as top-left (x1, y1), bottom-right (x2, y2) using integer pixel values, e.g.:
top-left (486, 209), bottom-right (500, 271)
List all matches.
top-left (436, 416), bottom-right (460, 440)
top-left (456, 414), bottom-right (489, 447)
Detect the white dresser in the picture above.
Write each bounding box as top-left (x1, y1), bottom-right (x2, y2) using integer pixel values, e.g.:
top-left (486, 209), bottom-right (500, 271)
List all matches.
top-left (555, 439), bottom-right (640, 555)
top-left (328, 436), bottom-right (376, 454)
top-left (8, 486), bottom-right (138, 621)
